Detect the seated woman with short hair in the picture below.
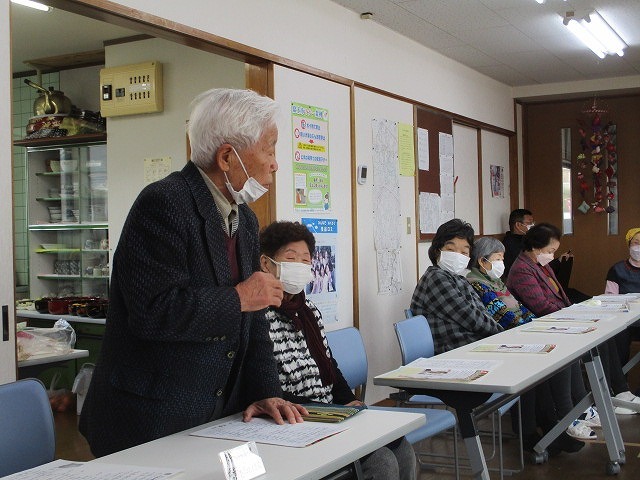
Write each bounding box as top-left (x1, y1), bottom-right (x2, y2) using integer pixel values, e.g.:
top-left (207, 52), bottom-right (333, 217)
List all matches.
top-left (410, 218), bottom-right (502, 354)
top-left (260, 220), bottom-right (416, 480)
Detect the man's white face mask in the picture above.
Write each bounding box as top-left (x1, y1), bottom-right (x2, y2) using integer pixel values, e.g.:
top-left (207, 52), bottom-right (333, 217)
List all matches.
top-left (224, 146), bottom-right (268, 204)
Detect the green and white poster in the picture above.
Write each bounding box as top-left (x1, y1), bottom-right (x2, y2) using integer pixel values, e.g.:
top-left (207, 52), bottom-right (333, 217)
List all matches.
top-left (291, 102), bottom-right (330, 212)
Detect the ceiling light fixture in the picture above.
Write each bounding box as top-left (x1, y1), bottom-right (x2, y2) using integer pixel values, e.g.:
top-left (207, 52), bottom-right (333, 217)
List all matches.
top-left (563, 11), bottom-right (627, 58)
top-left (10, 0), bottom-right (51, 12)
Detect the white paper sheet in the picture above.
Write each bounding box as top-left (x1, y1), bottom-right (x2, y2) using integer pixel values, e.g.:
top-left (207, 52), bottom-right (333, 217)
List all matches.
top-left (417, 128), bottom-right (429, 171)
top-left (191, 417), bottom-right (348, 448)
top-left (522, 325), bottom-right (597, 334)
top-left (3, 459), bottom-right (181, 480)
top-left (537, 312), bottom-right (615, 322)
top-left (471, 343), bottom-right (556, 353)
top-left (419, 192), bottom-right (440, 234)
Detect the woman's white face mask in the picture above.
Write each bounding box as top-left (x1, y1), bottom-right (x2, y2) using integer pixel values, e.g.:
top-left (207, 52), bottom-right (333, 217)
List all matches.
top-left (484, 259), bottom-right (505, 280)
top-left (630, 245), bottom-right (640, 262)
top-left (536, 252), bottom-right (554, 267)
top-left (438, 250), bottom-right (470, 276)
top-left (265, 256), bottom-right (313, 294)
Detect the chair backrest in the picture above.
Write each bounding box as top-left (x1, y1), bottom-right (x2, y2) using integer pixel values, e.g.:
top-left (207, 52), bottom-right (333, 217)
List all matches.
top-left (394, 314), bottom-right (435, 365)
top-left (325, 327), bottom-right (369, 402)
top-left (0, 378), bottom-right (56, 477)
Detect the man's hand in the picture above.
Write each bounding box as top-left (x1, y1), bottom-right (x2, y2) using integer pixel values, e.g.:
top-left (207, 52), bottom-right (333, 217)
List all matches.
top-left (235, 272), bottom-right (284, 311)
top-left (243, 397), bottom-right (308, 424)
top-left (345, 400), bottom-right (366, 407)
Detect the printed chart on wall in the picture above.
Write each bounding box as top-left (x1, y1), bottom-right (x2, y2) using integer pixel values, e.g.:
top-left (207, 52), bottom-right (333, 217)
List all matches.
top-left (303, 217), bottom-right (338, 322)
top-left (371, 118), bottom-right (403, 295)
top-left (292, 103), bottom-right (331, 212)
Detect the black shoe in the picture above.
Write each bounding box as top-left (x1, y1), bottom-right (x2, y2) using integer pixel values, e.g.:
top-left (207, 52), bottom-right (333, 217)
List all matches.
top-left (523, 432), bottom-right (542, 452)
top-left (550, 432), bottom-right (585, 454)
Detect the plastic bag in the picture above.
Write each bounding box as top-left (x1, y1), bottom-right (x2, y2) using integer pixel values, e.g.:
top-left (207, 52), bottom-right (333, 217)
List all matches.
top-left (72, 363), bottom-right (95, 415)
top-left (16, 319), bottom-right (76, 361)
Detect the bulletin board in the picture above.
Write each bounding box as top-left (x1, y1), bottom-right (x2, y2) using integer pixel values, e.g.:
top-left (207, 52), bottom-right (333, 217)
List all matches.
top-left (416, 106), bottom-right (453, 241)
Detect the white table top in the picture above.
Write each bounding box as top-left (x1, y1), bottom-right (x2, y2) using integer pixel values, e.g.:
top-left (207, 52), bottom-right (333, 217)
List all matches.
top-left (92, 409), bottom-right (424, 480)
top-left (16, 310), bottom-right (106, 325)
top-left (18, 349), bottom-right (89, 367)
top-left (375, 302), bottom-right (640, 395)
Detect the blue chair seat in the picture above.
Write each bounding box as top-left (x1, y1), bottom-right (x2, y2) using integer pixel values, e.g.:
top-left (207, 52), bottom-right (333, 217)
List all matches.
top-left (370, 406), bottom-right (457, 444)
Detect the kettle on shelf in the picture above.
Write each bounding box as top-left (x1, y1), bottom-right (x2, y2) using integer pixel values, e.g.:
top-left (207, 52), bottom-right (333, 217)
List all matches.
top-left (24, 78), bottom-right (73, 116)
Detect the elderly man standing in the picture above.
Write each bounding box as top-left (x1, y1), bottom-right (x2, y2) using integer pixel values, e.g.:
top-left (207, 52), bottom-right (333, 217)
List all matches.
top-left (80, 88), bottom-right (306, 457)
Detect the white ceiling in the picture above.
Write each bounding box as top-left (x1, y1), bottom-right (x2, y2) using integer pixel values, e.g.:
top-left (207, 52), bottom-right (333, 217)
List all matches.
top-left (329, 0), bottom-right (640, 87)
top-left (10, 3), bottom-right (138, 73)
top-left (10, 1), bottom-right (640, 88)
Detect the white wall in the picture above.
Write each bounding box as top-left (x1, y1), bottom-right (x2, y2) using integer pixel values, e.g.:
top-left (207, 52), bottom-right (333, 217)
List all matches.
top-left (104, 0), bottom-right (514, 132)
top-left (60, 65), bottom-right (101, 112)
top-left (105, 38), bottom-right (245, 248)
top-left (1, 0), bottom-right (16, 383)
top-left (272, 65), bottom-right (353, 330)
top-left (452, 123), bottom-right (480, 231)
top-left (354, 87), bottom-right (417, 401)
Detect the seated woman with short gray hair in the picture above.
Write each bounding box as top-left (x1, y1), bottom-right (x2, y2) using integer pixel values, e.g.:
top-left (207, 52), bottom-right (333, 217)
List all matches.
top-left (466, 236), bottom-right (534, 329)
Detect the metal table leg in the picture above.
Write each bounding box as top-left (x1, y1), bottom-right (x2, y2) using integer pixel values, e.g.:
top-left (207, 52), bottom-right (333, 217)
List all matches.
top-left (584, 348), bottom-right (625, 471)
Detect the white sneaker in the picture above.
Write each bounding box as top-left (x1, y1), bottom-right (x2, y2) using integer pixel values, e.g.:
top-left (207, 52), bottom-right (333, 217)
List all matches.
top-left (614, 391), bottom-right (640, 415)
top-left (567, 419), bottom-right (597, 440)
top-left (582, 406), bottom-right (601, 428)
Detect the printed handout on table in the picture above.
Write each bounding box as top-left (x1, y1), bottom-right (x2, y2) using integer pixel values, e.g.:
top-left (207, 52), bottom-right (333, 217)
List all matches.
top-left (1, 459), bottom-right (182, 480)
top-left (523, 325), bottom-right (597, 334)
top-left (191, 417), bottom-right (349, 448)
top-left (471, 343), bottom-right (556, 354)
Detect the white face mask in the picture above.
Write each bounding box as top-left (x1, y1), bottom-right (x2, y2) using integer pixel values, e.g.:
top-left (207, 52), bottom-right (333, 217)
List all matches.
top-left (630, 245), bottom-right (640, 262)
top-left (485, 260), bottom-right (505, 280)
top-left (224, 147), bottom-right (268, 204)
top-left (266, 256), bottom-right (313, 294)
top-left (438, 250), bottom-right (470, 276)
top-left (536, 252), bottom-right (554, 267)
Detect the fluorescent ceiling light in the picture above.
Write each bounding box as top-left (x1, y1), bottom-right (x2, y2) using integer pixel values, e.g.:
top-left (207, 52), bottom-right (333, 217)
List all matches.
top-left (10, 0), bottom-right (51, 12)
top-left (563, 11), bottom-right (627, 58)
top-left (585, 12), bottom-right (626, 57)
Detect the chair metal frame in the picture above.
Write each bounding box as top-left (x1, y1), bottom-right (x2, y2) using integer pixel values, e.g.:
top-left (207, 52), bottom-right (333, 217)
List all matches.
top-left (326, 326), bottom-right (460, 479)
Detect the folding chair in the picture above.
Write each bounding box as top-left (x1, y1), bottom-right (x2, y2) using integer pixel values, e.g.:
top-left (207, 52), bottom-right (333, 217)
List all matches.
top-left (326, 327), bottom-right (459, 478)
top-left (395, 314), bottom-right (524, 478)
top-left (0, 378), bottom-right (56, 477)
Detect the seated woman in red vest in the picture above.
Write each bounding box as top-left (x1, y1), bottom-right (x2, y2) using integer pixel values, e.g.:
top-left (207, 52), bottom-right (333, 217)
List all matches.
top-left (508, 223), bottom-right (637, 421)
